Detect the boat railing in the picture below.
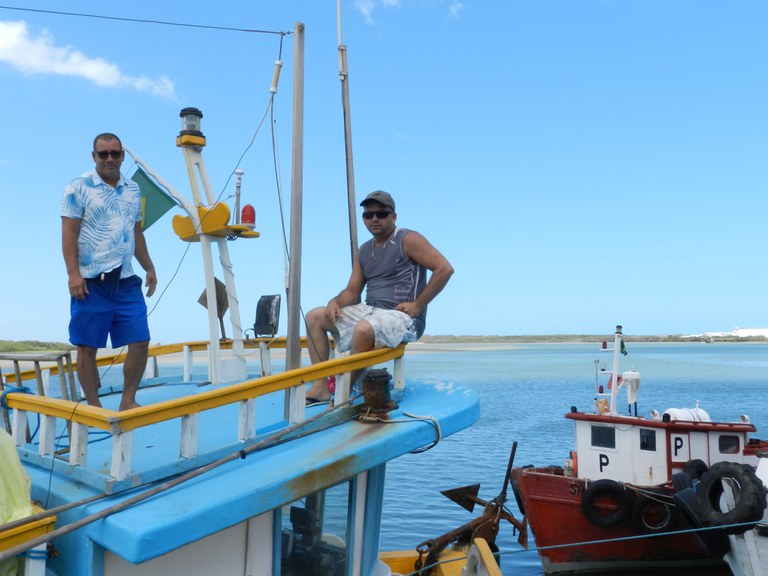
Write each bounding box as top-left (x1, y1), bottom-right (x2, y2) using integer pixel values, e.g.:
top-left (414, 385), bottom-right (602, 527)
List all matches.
top-left (0, 340), bottom-right (406, 494)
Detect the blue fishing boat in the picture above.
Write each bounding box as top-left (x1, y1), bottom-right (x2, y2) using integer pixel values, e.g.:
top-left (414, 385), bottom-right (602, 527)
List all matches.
top-left (0, 20), bottom-right (495, 576)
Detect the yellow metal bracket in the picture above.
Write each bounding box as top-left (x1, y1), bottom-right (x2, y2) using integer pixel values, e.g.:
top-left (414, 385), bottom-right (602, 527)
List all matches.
top-left (171, 202), bottom-right (260, 242)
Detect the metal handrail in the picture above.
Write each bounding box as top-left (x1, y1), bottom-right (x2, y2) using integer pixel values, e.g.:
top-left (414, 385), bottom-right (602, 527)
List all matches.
top-left (3, 342), bottom-right (405, 433)
top-left (3, 341), bottom-right (406, 486)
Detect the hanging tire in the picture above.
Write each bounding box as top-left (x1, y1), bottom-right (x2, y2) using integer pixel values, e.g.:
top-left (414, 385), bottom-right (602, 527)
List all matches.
top-left (581, 479), bottom-right (632, 528)
top-left (696, 461), bottom-right (767, 535)
top-left (683, 459), bottom-right (709, 482)
top-left (673, 487), bottom-right (704, 526)
top-left (631, 492), bottom-right (679, 534)
top-left (672, 471), bottom-right (692, 492)
top-left (674, 487), bottom-right (730, 559)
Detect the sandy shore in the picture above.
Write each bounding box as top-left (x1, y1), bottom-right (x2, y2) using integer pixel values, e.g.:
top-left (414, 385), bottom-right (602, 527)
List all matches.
top-left (0, 342), bottom-right (524, 372)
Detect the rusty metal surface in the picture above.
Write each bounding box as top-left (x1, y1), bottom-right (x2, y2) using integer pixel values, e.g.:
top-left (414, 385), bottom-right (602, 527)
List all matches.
top-left (414, 442), bottom-right (528, 573)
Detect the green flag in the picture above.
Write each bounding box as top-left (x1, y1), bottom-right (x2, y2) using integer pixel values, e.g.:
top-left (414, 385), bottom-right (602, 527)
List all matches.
top-left (131, 167), bottom-right (177, 230)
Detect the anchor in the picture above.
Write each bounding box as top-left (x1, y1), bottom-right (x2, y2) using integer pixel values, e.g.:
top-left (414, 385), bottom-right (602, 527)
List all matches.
top-left (413, 442), bottom-right (528, 575)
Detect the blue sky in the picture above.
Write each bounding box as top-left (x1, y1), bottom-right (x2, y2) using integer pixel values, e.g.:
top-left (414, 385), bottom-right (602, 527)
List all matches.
top-left (1, 1), bottom-right (766, 344)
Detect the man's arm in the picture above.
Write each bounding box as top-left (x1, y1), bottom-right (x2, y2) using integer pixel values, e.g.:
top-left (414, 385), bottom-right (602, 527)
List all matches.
top-left (398, 231), bottom-right (454, 318)
top-left (62, 216), bottom-right (88, 300)
top-left (133, 221), bottom-right (157, 297)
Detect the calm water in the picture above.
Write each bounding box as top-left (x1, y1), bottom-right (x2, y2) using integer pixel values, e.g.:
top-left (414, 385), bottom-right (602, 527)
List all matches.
top-left (381, 342), bottom-right (768, 575)
top-left (91, 341), bottom-right (767, 574)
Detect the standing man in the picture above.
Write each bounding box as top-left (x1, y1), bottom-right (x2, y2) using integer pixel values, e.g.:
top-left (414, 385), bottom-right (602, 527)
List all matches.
top-left (304, 190), bottom-right (453, 403)
top-left (62, 133), bottom-right (157, 410)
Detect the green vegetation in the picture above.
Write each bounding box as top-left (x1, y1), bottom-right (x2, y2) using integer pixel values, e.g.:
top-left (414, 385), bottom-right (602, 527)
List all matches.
top-left (420, 334), bottom-right (768, 344)
top-left (0, 340), bottom-right (74, 353)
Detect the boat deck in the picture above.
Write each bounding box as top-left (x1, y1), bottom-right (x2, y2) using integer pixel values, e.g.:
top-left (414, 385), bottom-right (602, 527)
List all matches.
top-left (21, 375), bottom-right (479, 564)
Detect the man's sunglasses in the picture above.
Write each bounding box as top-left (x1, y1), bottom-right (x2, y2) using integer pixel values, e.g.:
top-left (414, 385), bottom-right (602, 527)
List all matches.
top-left (362, 210), bottom-right (392, 220)
top-left (95, 150), bottom-right (124, 159)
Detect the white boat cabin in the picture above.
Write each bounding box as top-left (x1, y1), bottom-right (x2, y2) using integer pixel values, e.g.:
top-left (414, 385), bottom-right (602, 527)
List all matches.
top-left (565, 327), bottom-right (759, 486)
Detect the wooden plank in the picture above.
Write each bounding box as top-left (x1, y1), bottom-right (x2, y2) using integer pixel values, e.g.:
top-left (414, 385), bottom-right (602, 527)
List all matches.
top-left (180, 414), bottom-right (198, 459)
top-left (110, 430), bottom-right (133, 480)
top-left (69, 422), bottom-right (88, 467)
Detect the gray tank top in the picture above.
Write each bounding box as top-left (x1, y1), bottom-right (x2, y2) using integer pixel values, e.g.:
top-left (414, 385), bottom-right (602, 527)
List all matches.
top-left (359, 228), bottom-right (427, 338)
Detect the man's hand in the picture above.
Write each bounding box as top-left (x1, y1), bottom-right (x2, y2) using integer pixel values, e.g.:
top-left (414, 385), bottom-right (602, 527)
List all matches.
top-left (395, 301), bottom-right (422, 318)
top-left (324, 299), bottom-right (342, 325)
top-left (145, 269), bottom-right (157, 297)
top-left (68, 273), bottom-right (89, 300)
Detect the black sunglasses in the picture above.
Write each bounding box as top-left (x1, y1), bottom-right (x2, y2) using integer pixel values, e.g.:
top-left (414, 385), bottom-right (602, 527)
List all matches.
top-left (95, 150), bottom-right (123, 159)
top-left (362, 210), bottom-right (392, 220)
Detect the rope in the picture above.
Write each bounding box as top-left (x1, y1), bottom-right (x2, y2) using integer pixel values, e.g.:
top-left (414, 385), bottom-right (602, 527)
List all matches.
top-left (394, 516), bottom-right (768, 576)
top-left (355, 410), bottom-right (442, 453)
top-left (1, 385), bottom-right (32, 409)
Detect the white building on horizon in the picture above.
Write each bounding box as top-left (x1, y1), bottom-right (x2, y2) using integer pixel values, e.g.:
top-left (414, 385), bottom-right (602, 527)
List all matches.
top-left (700, 327), bottom-right (768, 338)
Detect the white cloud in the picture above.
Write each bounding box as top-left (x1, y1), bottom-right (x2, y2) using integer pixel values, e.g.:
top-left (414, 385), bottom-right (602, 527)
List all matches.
top-left (355, 0), bottom-right (377, 25)
top-left (0, 21), bottom-right (175, 99)
top-left (448, 1), bottom-right (464, 20)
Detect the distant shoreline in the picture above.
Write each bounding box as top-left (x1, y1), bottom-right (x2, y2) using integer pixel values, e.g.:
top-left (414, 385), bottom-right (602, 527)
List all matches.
top-left (3, 337), bottom-right (767, 371)
top-left (2, 333), bottom-right (767, 355)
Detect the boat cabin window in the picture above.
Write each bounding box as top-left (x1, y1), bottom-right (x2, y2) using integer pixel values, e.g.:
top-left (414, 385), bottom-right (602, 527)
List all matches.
top-left (639, 428), bottom-right (656, 452)
top-left (718, 435), bottom-right (740, 455)
top-left (280, 482), bottom-right (350, 576)
top-left (591, 425), bottom-right (616, 449)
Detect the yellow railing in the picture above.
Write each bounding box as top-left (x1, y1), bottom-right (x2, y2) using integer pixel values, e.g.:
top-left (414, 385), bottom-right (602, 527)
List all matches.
top-left (5, 345), bottom-right (404, 433)
top-left (1, 338), bottom-right (310, 384)
top-left (1, 341), bottom-right (406, 489)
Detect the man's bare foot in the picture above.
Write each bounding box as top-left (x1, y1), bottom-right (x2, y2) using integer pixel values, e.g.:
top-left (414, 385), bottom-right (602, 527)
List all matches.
top-left (305, 380), bottom-right (331, 403)
top-left (119, 400), bottom-right (141, 411)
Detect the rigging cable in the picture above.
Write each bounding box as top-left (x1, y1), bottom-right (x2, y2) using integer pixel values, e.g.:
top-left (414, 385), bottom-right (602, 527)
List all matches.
top-left (0, 5), bottom-right (290, 36)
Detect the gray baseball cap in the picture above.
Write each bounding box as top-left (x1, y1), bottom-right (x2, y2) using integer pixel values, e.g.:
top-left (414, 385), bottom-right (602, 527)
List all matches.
top-left (360, 190), bottom-right (395, 211)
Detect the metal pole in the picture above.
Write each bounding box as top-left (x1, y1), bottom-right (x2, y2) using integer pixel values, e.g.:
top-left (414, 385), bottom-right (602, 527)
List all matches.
top-left (610, 325), bottom-right (622, 415)
top-left (337, 0), bottom-right (359, 264)
top-left (285, 22), bottom-right (305, 420)
top-left (234, 169), bottom-right (243, 224)
top-left (339, 45), bottom-right (359, 264)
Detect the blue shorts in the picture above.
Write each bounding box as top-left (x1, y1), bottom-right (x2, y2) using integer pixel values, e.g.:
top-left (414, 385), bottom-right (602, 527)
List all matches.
top-left (69, 275), bottom-right (150, 349)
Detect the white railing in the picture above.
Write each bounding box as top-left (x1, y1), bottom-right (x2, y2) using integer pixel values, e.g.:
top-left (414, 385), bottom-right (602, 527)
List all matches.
top-left (1, 341), bottom-right (406, 492)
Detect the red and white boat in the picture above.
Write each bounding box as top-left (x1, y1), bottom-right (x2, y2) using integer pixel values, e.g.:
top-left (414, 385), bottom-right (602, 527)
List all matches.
top-left (511, 326), bottom-right (768, 575)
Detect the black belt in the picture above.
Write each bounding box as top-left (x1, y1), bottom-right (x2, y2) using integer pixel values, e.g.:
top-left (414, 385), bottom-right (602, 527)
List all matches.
top-left (90, 266), bottom-right (122, 282)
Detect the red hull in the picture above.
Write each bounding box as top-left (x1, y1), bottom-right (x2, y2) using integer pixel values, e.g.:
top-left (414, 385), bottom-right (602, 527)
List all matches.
top-left (513, 467), bottom-right (724, 574)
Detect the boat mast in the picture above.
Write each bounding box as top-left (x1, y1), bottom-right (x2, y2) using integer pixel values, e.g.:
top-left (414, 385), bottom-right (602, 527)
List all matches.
top-left (337, 0), bottom-right (359, 262)
top-left (610, 325), bottom-right (622, 415)
top-left (285, 22), bottom-right (305, 421)
top-left (176, 108), bottom-right (247, 385)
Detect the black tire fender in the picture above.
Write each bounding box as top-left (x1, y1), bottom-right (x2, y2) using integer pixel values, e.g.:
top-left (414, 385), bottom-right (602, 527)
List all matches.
top-left (581, 479), bottom-right (633, 528)
top-left (631, 493), bottom-right (679, 534)
top-left (683, 459), bottom-right (709, 482)
top-left (673, 487), bottom-right (704, 526)
top-left (674, 487), bottom-right (730, 559)
top-left (696, 461), bottom-right (767, 535)
top-left (672, 471), bottom-right (692, 492)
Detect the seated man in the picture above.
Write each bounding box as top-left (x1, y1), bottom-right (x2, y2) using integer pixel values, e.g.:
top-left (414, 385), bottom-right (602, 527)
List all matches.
top-left (304, 190), bottom-right (454, 403)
